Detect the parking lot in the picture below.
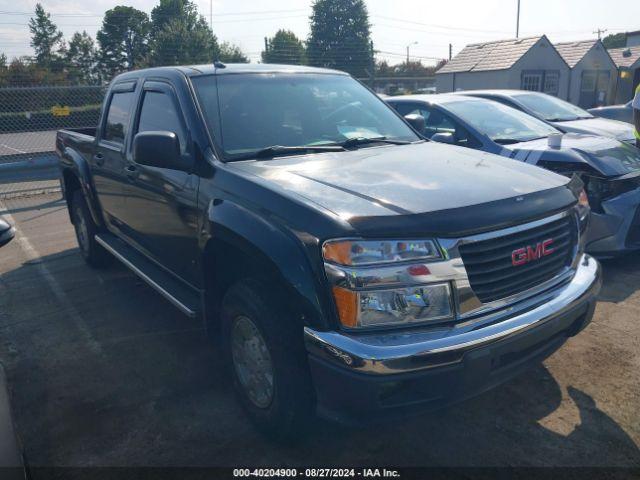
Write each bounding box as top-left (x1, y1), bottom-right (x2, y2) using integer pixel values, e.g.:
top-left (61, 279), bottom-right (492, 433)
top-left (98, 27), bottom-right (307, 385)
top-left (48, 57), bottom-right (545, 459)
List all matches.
top-left (0, 186), bottom-right (638, 469)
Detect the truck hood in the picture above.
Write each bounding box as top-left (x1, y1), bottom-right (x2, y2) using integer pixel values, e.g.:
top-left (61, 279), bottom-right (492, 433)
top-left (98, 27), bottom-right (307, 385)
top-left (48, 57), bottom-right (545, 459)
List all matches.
top-left (231, 142), bottom-right (569, 222)
top-left (506, 134), bottom-right (640, 177)
top-left (551, 117), bottom-right (635, 143)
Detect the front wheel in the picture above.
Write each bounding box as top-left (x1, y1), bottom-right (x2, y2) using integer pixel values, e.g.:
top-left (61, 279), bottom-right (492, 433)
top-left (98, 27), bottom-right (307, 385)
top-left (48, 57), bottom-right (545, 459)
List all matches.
top-left (70, 190), bottom-right (111, 268)
top-left (221, 278), bottom-right (314, 439)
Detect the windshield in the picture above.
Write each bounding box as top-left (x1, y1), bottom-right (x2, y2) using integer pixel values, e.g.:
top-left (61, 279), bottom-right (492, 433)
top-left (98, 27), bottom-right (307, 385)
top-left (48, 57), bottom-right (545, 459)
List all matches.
top-left (192, 73), bottom-right (419, 160)
top-left (513, 92), bottom-right (594, 122)
top-left (444, 98), bottom-right (559, 143)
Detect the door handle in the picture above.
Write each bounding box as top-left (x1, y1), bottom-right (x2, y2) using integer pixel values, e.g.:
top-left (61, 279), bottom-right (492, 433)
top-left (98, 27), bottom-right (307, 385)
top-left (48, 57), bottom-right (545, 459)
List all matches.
top-left (93, 153), bottom-right (104, 166)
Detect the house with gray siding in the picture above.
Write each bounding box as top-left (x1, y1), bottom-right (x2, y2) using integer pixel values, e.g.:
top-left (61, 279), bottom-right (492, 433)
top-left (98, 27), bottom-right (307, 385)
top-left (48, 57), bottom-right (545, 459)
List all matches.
top-left (626, 30), bottom-right (640, 48)
top-left (554, 39), bottom-right (617, 108)
top-left (436, 35), bottom-right (569, 99)
top-left (608, 45), bottom-right (640, 103)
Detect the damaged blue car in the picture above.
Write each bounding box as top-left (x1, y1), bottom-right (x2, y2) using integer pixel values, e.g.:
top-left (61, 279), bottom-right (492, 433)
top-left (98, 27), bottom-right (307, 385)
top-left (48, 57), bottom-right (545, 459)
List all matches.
top-left (388, 94), bottom-right (640, 257)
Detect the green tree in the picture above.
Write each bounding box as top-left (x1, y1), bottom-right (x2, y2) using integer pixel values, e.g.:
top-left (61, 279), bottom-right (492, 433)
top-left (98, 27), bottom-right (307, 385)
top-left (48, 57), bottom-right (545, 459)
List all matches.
top-left (603, 32), bottom-right (627, 49)
top-left (218, 42), bottom-right (249, 63)
top-left (97, 6), bottom-right (150, 77)
top-left (28, 3), bottom-right (63, 67)
top-left (262, 30), bottom-right (306, 65)
top-left (66, 31), bottom-right (98, 84)
top-left (0, 53), bottom-right (7, 69)
top-left (149, 0), bottom-right (219, 66)
top-left (306, 0), bottom-right (373, 77)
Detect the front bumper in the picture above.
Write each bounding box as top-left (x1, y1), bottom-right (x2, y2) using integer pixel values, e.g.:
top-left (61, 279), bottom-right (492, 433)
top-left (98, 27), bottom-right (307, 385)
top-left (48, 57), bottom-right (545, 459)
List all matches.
top-left (304, 254), bottom-right (601, 422)
top-left (586, 187), bottom-right (640, 256)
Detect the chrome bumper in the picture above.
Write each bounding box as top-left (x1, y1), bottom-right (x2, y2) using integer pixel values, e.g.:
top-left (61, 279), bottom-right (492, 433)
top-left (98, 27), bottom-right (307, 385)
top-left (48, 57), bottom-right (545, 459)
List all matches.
top-left (305, 254), bottom-right (601, 375)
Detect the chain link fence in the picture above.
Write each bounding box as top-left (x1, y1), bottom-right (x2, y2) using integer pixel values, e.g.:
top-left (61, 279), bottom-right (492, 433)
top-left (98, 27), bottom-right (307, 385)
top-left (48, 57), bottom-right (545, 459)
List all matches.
top-left (0, 85), bottom-right (104, 165)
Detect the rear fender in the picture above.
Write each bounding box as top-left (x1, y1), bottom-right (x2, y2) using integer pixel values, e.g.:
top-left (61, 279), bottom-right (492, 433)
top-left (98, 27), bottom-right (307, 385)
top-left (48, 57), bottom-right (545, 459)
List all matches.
top-left (60, 148), bottom-right (104, 228)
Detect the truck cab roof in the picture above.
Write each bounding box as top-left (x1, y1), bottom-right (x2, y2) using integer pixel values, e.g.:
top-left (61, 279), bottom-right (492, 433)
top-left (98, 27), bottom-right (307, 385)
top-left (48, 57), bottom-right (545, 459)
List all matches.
top-left (111, 63), bottom-right (347, 83)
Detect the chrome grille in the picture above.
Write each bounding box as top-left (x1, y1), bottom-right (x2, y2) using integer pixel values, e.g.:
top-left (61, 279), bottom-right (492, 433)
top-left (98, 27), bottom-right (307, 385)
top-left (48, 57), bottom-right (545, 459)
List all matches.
top-left (459, 215), bottom-right (577, 304)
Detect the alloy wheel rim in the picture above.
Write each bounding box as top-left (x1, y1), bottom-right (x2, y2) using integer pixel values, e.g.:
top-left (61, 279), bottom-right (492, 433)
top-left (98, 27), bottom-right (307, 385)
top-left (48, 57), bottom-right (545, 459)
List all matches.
top-left (230, 315), bottom-right (275, 409)
top-left (75, 208), bottom-right (89, 253)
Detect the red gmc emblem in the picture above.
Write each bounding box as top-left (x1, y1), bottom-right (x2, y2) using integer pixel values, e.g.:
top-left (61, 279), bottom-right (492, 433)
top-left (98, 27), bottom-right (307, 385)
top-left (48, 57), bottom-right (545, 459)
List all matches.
top-left (512, 239), bottom-right (555, 266)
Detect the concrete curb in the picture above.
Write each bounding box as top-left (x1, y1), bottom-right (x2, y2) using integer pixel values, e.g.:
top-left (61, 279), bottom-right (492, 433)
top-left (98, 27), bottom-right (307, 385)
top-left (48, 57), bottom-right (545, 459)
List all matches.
top-left (0, 153), bottom-right (57, 173)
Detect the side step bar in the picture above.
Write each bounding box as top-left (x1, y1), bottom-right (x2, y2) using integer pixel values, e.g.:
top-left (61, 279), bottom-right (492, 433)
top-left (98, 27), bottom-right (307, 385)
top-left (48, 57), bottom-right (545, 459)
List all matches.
top-left (95, 233), bottom-right (201, 318)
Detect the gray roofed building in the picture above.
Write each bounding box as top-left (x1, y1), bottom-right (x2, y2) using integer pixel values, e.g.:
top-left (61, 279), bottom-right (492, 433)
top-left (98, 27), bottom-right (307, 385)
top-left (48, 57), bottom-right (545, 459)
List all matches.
top-left (608, 46), bottom-right (640, 69)
top-left (607, 46), bottom-right (640, 104)
top-left (437, 36), bottom-right (541, 74)
top-left (554, 40), bottom-right (600, 68)
top-left (436, 35), bottom-right (570, 99)
top-left (554, 39), bottom-right (617, 108)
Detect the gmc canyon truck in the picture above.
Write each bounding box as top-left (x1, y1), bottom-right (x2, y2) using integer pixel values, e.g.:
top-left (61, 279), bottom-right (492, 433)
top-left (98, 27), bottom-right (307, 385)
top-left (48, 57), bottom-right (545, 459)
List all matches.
top-left (57, 64), bottom-right (602, 436)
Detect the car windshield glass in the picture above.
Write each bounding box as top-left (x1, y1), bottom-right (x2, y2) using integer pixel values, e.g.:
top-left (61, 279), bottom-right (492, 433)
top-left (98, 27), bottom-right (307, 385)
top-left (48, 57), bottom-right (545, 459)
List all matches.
top-left (513, 93), bottom-right (594, 121)
top-left (444, 98), bottom-right (559, 143)
top-left (192, 73), bottom-right (420, 160)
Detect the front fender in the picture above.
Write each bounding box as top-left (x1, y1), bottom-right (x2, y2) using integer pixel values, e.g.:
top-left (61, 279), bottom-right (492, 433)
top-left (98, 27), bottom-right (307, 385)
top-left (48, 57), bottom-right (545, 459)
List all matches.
top-left (60, 148), bottom-right (104, 228)
top-left (203, 199), bottom-right (333, 330)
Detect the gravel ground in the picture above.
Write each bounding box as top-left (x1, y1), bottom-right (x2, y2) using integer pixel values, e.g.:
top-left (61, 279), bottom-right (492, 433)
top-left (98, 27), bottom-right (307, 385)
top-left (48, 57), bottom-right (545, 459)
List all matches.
top-left (0, 192), bottom-right (638, 472)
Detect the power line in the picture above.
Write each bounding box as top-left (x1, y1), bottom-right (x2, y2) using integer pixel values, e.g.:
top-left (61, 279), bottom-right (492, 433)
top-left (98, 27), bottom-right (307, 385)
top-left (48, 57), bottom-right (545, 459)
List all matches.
top-left (372, 15), bottom-right (513, 34)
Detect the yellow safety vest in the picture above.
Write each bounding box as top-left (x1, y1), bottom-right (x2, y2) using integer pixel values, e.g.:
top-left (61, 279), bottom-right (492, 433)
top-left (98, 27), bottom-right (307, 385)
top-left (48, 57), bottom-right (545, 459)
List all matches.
top-left (635, 84), bottom-right (640, 140)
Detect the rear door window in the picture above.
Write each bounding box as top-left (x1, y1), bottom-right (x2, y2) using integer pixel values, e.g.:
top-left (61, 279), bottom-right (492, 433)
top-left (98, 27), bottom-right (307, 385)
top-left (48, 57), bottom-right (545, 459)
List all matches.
top-left (103, 91), bottom-right (135, 145)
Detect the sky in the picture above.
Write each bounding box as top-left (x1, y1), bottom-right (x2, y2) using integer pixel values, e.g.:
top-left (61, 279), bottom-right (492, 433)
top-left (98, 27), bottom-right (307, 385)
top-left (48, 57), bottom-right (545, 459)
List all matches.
top-left (1, 0), bottom-right (639, 65)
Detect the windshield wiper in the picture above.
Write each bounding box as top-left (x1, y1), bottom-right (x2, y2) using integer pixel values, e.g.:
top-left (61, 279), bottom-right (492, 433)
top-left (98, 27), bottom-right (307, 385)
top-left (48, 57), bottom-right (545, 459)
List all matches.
top-left (339, 136), bottom-right (411, 148)
top-left (546, 117), bottom-right (578, 122)
top-left (493, 138), bottom-right (524, 145)
top-left (252, 145), bottom-right (345, 159)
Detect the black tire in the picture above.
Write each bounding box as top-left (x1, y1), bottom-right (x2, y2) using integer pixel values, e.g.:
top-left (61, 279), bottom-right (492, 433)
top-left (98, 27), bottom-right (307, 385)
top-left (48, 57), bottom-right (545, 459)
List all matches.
top-left (221, 278), bottom-right (314, 439)
top-left (70, 190), bottom-right (112, 268)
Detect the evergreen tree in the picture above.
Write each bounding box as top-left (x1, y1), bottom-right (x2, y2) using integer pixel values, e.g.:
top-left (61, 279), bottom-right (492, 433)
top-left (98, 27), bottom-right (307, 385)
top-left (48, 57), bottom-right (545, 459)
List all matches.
top-left (97, 6), bottom-right (150, 77)
top-left (149, 0), bottom-right (219, 66)
top-left (67, 31), bottom-right (98, 84)
top-left (218, 42), bottom-right (249, 63)
top-left (602, 32), bottom-right (627, 49)
top-left (28, 3), bottom-right (63, 67)
top-left (307, 0), bottom-right (373, 77)
top-left (262, 30), bottom-right (306, 65)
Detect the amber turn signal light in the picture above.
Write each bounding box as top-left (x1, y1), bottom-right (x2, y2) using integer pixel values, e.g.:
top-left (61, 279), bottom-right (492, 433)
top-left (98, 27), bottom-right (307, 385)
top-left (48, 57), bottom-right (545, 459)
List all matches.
top-left (331, 286), bottom-right (358, 328)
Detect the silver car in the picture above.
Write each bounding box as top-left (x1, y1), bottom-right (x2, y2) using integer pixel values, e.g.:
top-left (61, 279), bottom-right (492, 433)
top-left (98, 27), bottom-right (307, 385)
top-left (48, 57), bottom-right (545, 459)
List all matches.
top-left (459, 90), bottom-right (636, 147)
top-left (589, 101), bottom-right (634, 125)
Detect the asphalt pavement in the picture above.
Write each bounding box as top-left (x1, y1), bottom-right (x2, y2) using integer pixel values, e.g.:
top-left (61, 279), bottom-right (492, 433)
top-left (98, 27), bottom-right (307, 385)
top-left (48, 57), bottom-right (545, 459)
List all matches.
top-left (0, 191), bottom-right (638, 471)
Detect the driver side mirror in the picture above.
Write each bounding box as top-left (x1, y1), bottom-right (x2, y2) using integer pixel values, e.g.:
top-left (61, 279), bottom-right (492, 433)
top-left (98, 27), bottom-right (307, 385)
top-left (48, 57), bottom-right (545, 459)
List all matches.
top-left (133, 131), bottom-right (184, 171)
top-left (0, 218), bottom-right (15, 248)
top-left (404, 114), bottom-right (426, 135)
top-left (431, 132), bottom-right (455, 144)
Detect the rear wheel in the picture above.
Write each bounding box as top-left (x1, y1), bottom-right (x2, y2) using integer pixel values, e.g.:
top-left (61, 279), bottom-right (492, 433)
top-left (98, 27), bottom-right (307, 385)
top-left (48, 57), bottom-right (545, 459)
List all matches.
top-left (71, 190), bottom-right (111, 268)
top-left (221, 278), bottom-right (314, 439)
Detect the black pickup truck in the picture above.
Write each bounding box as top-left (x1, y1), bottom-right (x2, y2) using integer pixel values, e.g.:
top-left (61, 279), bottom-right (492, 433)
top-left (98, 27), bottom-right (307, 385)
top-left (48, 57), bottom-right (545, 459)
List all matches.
top-left (57, 64), bottom-right (602, 436)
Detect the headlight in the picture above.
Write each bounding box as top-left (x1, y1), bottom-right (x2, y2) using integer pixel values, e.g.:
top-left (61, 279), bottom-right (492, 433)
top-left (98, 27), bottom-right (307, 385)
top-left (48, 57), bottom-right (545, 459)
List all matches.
top-left (331, 284), bottom-right (453, 328)
top-left (323, 239), bottom-right (441, 266)
top-left (323, 239), bottom-right (453, 329)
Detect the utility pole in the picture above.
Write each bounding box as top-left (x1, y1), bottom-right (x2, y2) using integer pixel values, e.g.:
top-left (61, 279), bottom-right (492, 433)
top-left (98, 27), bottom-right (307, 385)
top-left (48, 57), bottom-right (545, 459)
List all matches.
top-left (593, 28), bottom-right (608, 39)
top-left (369, 40), bottom-right (375, 88)
top-left (449, 43), bottom-right (453, 61)
top-left (516, 0), bottom-right (521, 38)
top-left (406, 41), bottom-right (418, 64)
top-left (209, 0), bottom-right (213, 30)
